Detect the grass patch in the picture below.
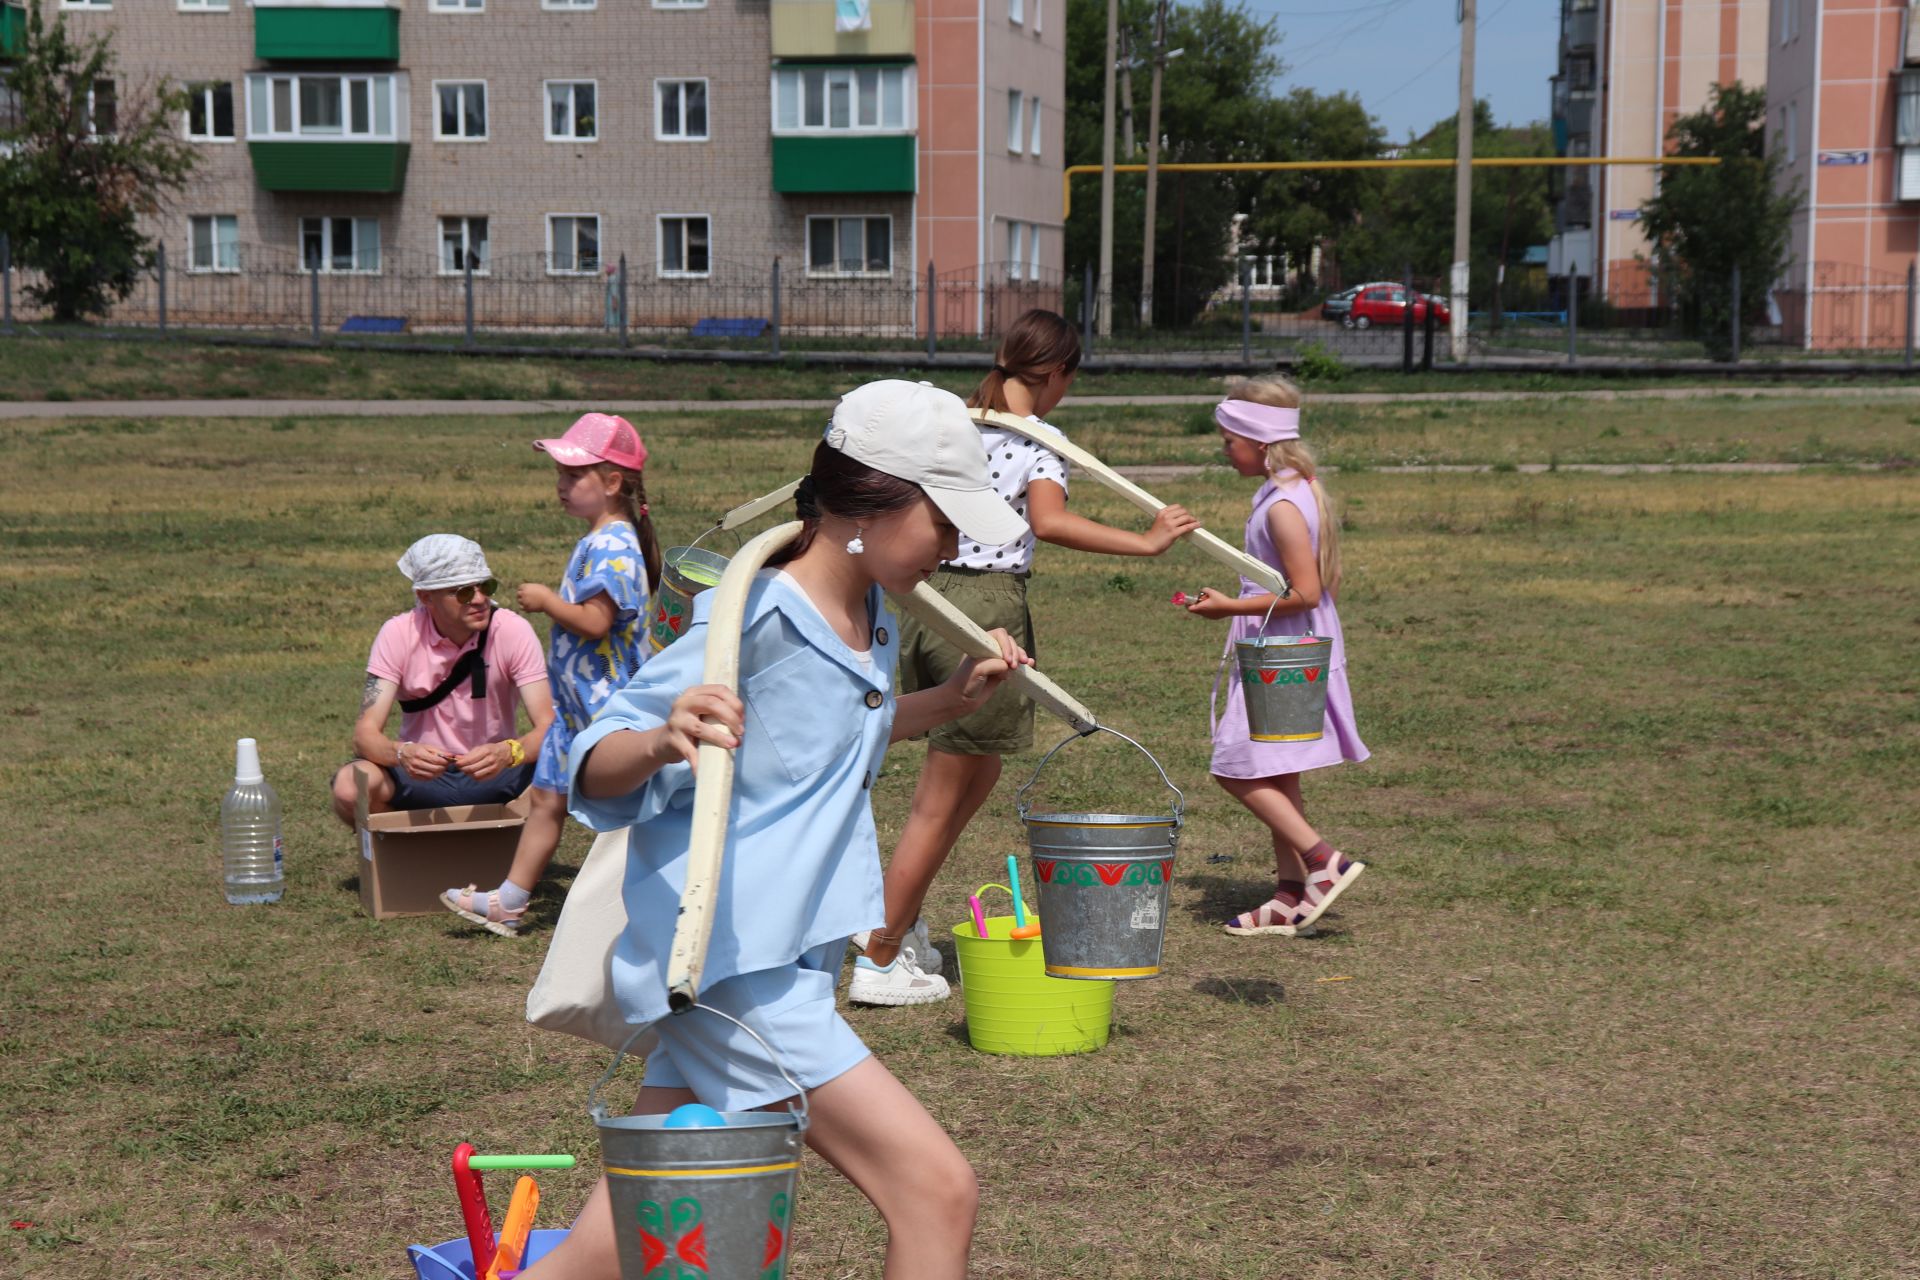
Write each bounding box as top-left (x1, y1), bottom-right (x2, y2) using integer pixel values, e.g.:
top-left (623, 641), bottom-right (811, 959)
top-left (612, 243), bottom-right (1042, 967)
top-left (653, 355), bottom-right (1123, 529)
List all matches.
top-left (1, 408), bottom-right (1916, 1278)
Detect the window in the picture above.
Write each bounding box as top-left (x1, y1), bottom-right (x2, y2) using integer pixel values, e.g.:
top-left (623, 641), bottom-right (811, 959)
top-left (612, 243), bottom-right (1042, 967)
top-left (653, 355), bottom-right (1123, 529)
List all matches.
top-left (1028, 94), bottom-right (1042, 157)
top-left (188, 215), bottom-right (239, 273)
top-left (1899, 70), bottom-right (1920, 146)
top-left (434, 82), bottom-right (487, 140)
top-left (1008, 0), bottom-right (1022, 22)
top-left (1007, 221), bottom-right (1026, 278)
top-left (548, 214), bottom-right (601, 274)
top-left (546, 81), bottom-right (597, 141)
top-left (1900, 148), bottom-right (1920, 201)
top-left (61, 0), bottom-right (111, 9)
top-left (1007, 89), bottom-right (1023, 152)
top-left (1028, 223), bottom-right (1042, 278)
top-left (300, 216), bottom-right (380, 273)
top-left (658, 215), bottom-right (709, 277)
top-left (246, 74), bottom-right (399, 140)
top-left (186, 82), bottom-right (235, 141)
top-left (1783, 100), bottom-right (1798, 165)
top-left (653, 0), bottom-right (707, 9)
top-left (431, 0), bottom-right (484, 10)
top-left (656, 79), bottom-right (708, 141)
top-left (1034, 0), bottom-right (1042, 33)
top-left (1776, 0), bottom-right (1800, 45)
top-left (439, 216), bottom-right (490, 274)
top-left (89, 80), bottom-right (116, 136)
top-left (178, 0), bottom-right (229, 11)
top-left (771, 66), bottom-right (912, 133)
top-left (545, 0), bottom-right (595, 9)
top-left (806, 215), bottom-right (891, 276)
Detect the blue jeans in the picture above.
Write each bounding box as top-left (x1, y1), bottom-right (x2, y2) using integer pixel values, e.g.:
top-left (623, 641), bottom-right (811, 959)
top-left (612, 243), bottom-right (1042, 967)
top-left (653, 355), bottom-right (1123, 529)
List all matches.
top-left (386, 762), bottom-right (534, 810)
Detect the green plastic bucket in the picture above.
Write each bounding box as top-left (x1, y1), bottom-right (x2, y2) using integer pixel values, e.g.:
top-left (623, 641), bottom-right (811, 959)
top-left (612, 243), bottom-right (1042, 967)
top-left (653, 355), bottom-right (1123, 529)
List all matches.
top-left (649, 545), bottom-right (731, 654)
top-left (951, 906), bottom-right (1114, 1057)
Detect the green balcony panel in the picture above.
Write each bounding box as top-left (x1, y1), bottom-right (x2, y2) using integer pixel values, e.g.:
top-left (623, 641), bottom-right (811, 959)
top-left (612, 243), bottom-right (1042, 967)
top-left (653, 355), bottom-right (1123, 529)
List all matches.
top-left (772, 135), bottom-right (915, 194)
top-left (1, 4), bottom-right (28, 59)
top-left (250, 141), bottom-right (409, 193)
top-left (254, 7), bottom-right (400, 61)
top-left (771, 0), bottom-right (913, 59)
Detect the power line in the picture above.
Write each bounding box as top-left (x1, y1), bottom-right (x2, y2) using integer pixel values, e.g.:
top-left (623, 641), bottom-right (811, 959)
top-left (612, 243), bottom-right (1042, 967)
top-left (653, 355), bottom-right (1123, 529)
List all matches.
top-left (1367, 0), bottom-right (1515, 115)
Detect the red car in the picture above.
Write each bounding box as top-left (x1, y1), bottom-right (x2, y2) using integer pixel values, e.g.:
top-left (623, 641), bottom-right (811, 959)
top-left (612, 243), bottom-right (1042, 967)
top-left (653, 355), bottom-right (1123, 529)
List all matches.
top-left (1342, 285), bottom-right (1451, 329)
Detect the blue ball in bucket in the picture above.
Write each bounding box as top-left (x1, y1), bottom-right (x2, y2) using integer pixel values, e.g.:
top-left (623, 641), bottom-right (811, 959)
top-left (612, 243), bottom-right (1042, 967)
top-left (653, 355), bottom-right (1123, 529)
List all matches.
top-left (664, 1103), bottom-right (728, 1128)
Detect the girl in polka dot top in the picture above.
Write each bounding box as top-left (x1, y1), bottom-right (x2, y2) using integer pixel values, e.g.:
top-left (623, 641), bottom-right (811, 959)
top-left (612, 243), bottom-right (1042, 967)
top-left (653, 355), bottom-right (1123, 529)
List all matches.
top-left (851, 308), bottom-right (1201, 1006)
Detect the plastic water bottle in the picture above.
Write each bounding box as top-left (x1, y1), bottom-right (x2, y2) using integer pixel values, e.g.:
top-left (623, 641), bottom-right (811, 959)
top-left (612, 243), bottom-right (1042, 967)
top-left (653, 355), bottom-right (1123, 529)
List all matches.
top-left (221, 738), bottom-right (284, 904)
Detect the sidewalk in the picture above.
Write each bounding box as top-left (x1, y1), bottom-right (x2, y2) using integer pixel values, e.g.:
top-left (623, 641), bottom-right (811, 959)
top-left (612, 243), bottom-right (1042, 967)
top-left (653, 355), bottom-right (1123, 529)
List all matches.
top-left (7, 383), bottom-right (1920, 419)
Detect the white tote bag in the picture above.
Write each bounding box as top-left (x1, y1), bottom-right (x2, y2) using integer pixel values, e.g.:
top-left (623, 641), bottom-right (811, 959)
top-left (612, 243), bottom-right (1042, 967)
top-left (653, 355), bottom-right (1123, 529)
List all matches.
top-left (525, 826), bottom-right (659, 1055)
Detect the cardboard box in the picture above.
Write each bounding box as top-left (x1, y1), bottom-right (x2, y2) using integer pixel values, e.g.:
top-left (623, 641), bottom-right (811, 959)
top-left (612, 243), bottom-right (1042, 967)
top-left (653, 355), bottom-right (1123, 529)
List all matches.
top-left (353, 769), bottom-right (530, 919)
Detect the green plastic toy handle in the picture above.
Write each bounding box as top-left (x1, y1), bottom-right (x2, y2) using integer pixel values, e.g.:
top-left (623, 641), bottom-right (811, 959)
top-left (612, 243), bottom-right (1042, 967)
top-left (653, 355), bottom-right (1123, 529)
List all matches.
top-left (466, 1154), bottom-right (576, 1171)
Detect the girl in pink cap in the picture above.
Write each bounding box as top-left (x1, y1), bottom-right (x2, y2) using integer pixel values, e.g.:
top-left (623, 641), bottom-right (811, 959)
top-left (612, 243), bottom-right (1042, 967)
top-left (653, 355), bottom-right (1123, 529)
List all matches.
top-left (442, 413), bottom-right (664, 935)
top-left (1183, 377), bottom-right (1370, 937)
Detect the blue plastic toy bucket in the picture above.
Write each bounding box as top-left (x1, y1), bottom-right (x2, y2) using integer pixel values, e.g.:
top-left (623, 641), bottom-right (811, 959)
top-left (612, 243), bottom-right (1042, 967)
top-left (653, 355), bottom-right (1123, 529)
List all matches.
top-left (407, 1227), bottom-right (570, 1279)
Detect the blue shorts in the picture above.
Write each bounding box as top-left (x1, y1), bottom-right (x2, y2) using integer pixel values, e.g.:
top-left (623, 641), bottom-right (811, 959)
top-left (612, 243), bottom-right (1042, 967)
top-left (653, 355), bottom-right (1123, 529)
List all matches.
top-left (532, 721), bottom-right (573, 794)
top-left (641, 939), bottom-right (870, 1111)
top-left (386, 762), bottom-right (535, 810)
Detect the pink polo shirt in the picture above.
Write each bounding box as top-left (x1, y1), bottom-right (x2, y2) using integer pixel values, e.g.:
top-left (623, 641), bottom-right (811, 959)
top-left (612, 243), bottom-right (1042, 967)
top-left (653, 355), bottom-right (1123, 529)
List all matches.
top-left (367, 607), bottom-right (548, 755)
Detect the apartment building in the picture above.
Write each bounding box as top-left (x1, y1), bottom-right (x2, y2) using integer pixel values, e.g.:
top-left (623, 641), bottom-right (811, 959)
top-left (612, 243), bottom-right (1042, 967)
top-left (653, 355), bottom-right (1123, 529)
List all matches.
top-left (1548, 0), bottom-right (1769, 303)
top-left (0, 0), bottom-right (1063, 332)
top-left (1767, 0), bottom-right (1918, 348)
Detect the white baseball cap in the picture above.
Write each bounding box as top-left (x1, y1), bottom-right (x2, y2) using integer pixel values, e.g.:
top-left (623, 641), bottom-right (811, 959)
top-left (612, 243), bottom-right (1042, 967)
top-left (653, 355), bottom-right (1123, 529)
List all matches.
top-left (826, 380), bottom-right (1029, 548)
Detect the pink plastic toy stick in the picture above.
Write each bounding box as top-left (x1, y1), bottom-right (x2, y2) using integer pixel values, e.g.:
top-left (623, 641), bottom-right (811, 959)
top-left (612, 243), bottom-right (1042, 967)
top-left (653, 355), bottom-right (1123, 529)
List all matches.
top-left (452, 1143), bottom-right (497, 1275)
top-left (969, 894), bottom-right (988, 938)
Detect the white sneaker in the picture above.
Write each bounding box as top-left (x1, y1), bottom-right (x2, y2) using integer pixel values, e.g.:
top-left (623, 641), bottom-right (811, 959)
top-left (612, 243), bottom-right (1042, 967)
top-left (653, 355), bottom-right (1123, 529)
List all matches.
top-left (850, 919), bottom-right (943, 975)
top-left (848, 954), bottom-right (951, 1006)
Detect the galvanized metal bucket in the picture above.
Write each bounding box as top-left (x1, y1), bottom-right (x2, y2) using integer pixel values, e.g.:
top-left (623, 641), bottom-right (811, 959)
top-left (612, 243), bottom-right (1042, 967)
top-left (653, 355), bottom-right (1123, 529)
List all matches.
top-left (1235, 632), bottom-right (1333, 742)
top-left (589, 1021), bottom-right (805, 1280)
top-left (649, 540), bottom-right (731, 654)
top-left (1016, 727), bottom-right (1184, 981)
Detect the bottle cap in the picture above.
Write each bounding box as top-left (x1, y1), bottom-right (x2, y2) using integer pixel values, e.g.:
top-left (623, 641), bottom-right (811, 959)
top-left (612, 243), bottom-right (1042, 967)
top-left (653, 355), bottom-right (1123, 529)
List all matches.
top-left (234, 738), bottom-right (264, 785)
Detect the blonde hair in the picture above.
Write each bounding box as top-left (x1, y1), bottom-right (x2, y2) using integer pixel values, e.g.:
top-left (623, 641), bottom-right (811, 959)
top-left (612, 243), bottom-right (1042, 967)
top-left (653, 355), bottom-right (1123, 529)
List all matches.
top-left (1224, 375), bottom-right (1341, 594)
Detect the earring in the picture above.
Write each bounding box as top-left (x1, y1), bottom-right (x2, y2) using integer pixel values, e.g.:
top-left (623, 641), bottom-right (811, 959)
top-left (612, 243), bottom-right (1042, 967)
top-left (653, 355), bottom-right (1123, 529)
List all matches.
top-left (846, 528), bottom-right (866, 556)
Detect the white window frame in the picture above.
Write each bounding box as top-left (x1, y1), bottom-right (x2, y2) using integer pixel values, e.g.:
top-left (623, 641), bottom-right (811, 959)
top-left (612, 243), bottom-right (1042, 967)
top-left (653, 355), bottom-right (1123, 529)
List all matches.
top-left (187, 215), bottom-right (240, 273)
top-left (1783, 101), bottom-right (1798, 165)
top-left (1899, 146), bottom-right (1920, 201)
top-left (244, 73), bottom-right (403, 141)
top-left (1028, 94), bottom-right (1042, 157)
top-left (770, 65), bottom-right (915, 135)
top-left (87, 80), bottom-right (116, 137)
top-left (430, 0), bottom-right (484, 12)
top-left (1007, 221), bottom-right (1026, 279)
top-left (1006, 89), bottom-right (1023, 153)
top-left (544, 80), bottom-right (599, 142)
top-left (805, 214), bottom-right (894, 278)
top-left (1034, 0), bottom-right (1042, 33)
top-left (657, 214), bottom-right (711, 279)
top-left (177, 0), bottom-right (229, 12)
top-left (546, 213), bottom-right (602, 275)
top-left (543, 0), bottom-right (596, 10)
top-left (61, 0), bottom-right (111, 10)
top-left (1008, 0), bottom-right (1022, 23)
top-left (654, 78), bottom-right (709, 142)
top-left (185, 81), bottom-right (236, 142)
top-left (652, 0), bottom-right (707, 10)
top-left (299, 215), bottom-right (381, 275)
top-left (432, 80), bottom-right (488, 141)
top-left (1028, 222), bottom-right (1042, 278)
top-left (438, 215), bottom-right (490, 276)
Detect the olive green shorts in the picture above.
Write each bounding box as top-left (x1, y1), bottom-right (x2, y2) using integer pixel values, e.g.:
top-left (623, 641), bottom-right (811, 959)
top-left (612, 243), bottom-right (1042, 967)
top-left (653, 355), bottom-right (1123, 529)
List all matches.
top-left (898, 568), bottom-right (1035, 756)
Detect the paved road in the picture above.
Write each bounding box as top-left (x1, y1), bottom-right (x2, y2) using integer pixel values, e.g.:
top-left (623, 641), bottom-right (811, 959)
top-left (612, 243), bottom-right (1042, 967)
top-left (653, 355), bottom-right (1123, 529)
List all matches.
top-left (7, 383), bottom-right (1920, 419)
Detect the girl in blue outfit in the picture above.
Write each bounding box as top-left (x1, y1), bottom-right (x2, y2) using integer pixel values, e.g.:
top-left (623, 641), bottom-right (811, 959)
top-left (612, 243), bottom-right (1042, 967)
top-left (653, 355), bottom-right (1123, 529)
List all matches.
top-left (520, 381), bottom-right (1031, 1280)
top-left (442, 412), bottom-right (662, 936)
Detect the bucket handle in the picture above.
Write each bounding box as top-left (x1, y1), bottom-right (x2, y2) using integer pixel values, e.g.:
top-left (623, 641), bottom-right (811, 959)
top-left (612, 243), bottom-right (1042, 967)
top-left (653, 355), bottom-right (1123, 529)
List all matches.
top-left (406, 1242), bottom-right (474, 1280)
top-left (1015, 725), bottom-right (1185, 826)
top-left (587, 1013), bottom-right (811, 1133)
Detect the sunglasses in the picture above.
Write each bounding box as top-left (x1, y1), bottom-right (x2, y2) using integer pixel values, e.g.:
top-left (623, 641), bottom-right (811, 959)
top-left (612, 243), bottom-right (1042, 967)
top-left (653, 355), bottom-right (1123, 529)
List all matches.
top-left (450, 579), bottom-right (498, 604)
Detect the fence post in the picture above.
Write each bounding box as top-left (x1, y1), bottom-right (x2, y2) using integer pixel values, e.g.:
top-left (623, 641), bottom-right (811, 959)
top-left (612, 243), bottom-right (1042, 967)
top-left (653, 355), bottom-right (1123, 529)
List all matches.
top-left (1422, 295), bottom-right (1436, 371)
top-left (1728, 262), bottom-right (1741, 364)
top-left (1240, 257), bottom-right (1252, 365)
top-left (156, 243), bottom-right (167, 336)
top-left (1906, 263), bottom-right (1916, 370)
top-left (309, 258), bottom-right (321, 342)
top-left (463, 254), bottom-right (475, 347)
top-left (1, 234), bottom-right (11, 335)
top-left (1566, 262), bottom-right (1578, 366)
top-left (617, 254), bottom-right (630, 348)
top-left (1082, 261), bottom-right (1095, 356)
top-left (925, 259), bottom-right (937, 361)
top-left (769, 257), bottom-right (782, 359)
top-left (1401, 263), bottom-right (1415, 374)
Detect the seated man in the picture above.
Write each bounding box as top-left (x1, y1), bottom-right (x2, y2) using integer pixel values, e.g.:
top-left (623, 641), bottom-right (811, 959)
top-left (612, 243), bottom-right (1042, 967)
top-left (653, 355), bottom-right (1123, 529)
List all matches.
top-left (330, 534), bottom-right (554, 826)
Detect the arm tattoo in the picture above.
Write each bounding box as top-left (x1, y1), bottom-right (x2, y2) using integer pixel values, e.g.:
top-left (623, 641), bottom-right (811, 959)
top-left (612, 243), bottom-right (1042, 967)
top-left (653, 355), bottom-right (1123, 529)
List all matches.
top-left (360, 674), bottom-right (384, 713)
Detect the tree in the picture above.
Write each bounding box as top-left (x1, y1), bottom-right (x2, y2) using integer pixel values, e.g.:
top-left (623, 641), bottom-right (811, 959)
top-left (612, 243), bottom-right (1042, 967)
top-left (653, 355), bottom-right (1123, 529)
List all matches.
top-left (1241, 89), bottom-right (1385, 285)
top-left (1636, 81), bottom-right (1798, 359)
top-left (0, 8), bottom-right (195, 321)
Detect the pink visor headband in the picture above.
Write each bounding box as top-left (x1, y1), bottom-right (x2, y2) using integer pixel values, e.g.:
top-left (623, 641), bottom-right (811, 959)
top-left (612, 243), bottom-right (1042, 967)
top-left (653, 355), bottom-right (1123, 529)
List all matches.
top-left (1215, 400), bottom-right (1300, 443)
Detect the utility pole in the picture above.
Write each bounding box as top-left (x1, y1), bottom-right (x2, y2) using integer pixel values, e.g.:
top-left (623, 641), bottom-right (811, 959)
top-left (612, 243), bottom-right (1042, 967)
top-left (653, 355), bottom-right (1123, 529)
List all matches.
top-left (1097, 0), bottom-right (1118, 336)
top-left (1118, 28), bottom-right (1135, 159)
top-left (1139, 0), bottom-right (1171, 329)
top-left (1450, 0), bottom-right (1475, 360)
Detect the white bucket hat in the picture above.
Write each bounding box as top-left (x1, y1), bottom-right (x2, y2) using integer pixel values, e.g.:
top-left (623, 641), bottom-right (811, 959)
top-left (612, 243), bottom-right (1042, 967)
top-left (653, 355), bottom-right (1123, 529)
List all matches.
top-left (396, 534), bottom-right (494, 591)
top-left (826, 380), bottom-right (1029, 548)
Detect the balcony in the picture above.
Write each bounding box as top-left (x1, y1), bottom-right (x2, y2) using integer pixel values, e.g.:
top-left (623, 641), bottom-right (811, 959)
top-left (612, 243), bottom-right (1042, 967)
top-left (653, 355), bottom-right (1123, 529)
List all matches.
top-left (1, 2), bottom-right (27, 59)
top-left (1560, 91), bottom-right (1593, 140)
top-left (249, 140), bottom-right (409, 192)
top-left (1559, 180), bottom-right (1594, 230)
top-left (254, 2), bottom-right (400, 62)
top-left (772, 0), bottom-right (914, 59)
top-left (1564, 4), bottom-right (1597, 53)
top-left (772, 134), bottom-right (915, 193)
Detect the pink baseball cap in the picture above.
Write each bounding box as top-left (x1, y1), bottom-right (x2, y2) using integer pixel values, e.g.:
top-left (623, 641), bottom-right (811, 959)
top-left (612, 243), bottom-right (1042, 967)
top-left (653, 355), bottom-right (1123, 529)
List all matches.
top-left (533, 413), bottom-right (648, 471)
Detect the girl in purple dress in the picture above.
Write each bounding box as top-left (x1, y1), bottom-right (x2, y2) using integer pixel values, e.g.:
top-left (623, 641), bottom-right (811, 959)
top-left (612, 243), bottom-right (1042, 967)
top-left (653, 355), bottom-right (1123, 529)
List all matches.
top-left (1184, 377), bottom-right (1370, 937)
